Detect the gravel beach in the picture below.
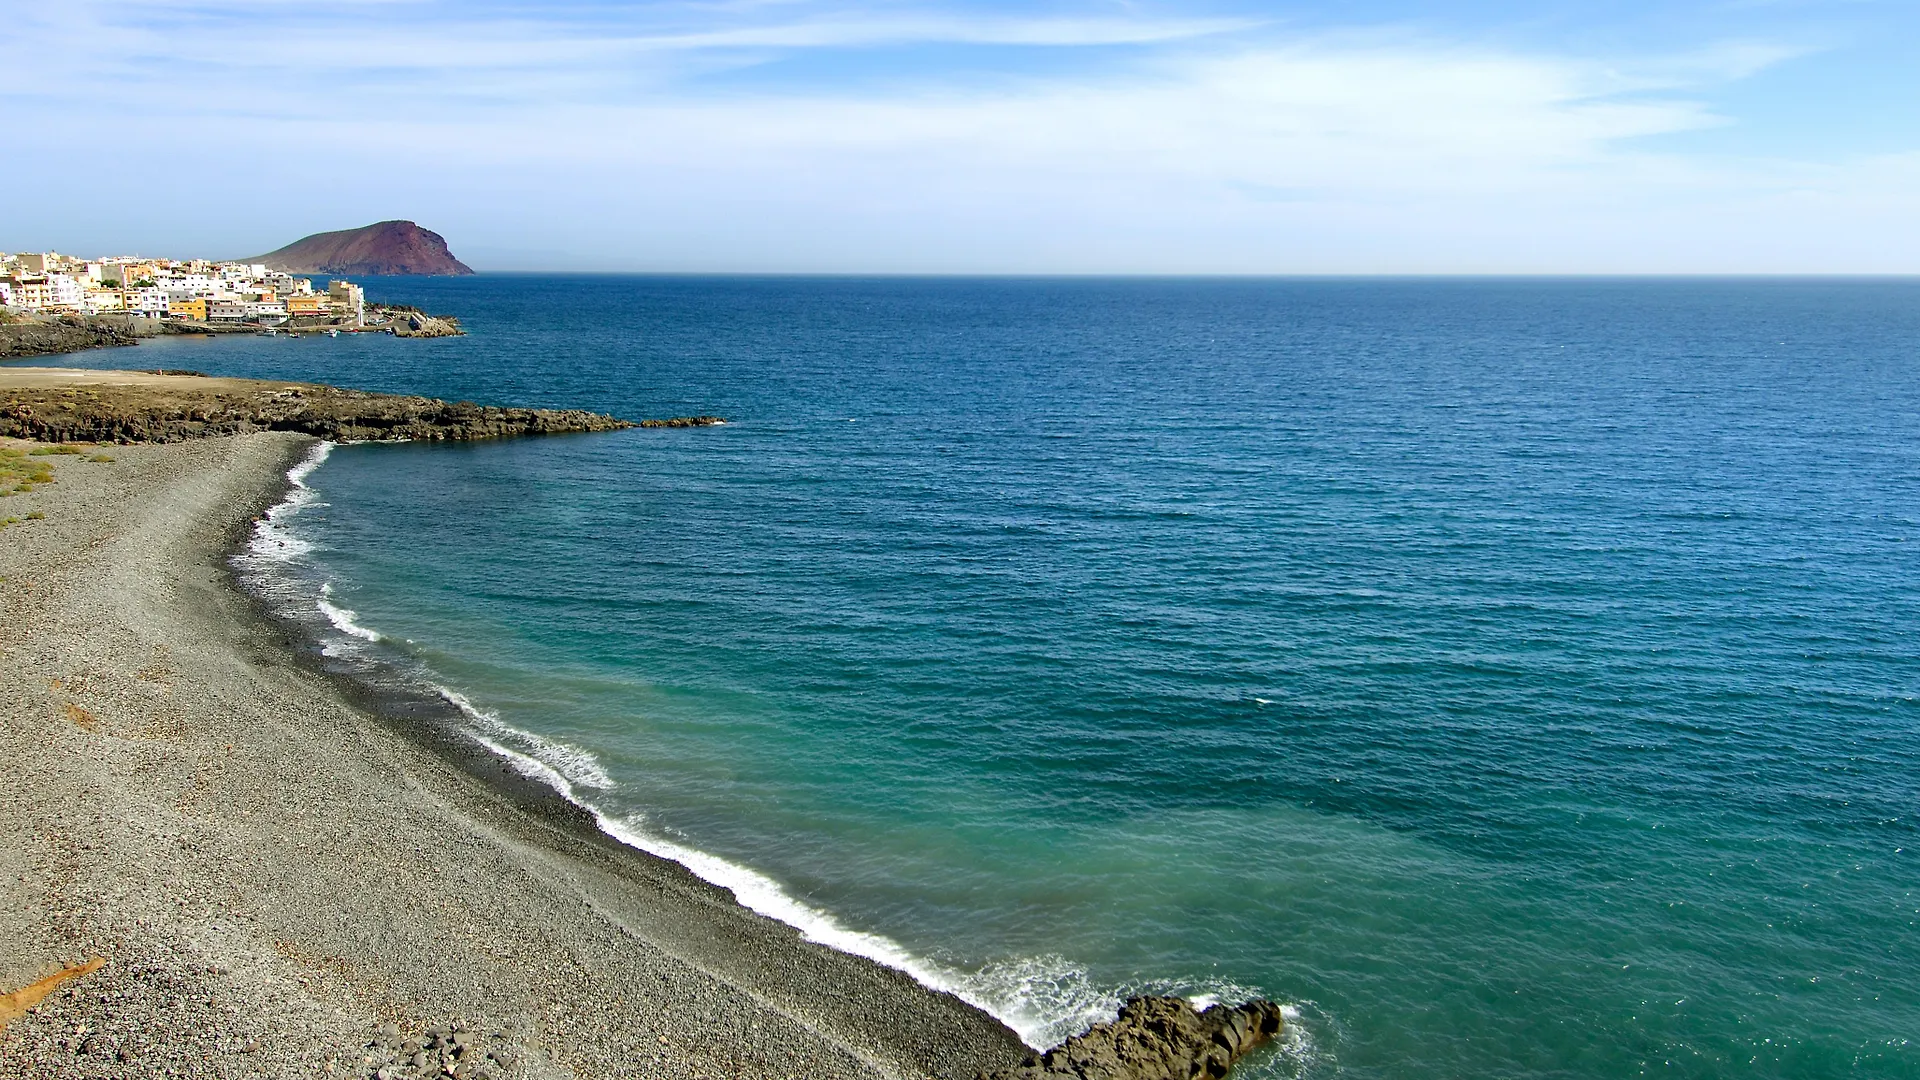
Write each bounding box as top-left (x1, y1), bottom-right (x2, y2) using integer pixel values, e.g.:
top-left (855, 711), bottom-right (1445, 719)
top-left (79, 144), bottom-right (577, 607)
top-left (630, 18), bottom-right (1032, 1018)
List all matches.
top-left (0, 433), bottom-right (1028, 1080)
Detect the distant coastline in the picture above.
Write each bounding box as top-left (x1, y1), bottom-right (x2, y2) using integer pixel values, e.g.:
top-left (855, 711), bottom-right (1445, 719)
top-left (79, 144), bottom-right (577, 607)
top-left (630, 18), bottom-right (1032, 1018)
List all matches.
top-left (0, 306), bottom-right (463, 362)
top-left (2, 222), bottom-right (473, 350)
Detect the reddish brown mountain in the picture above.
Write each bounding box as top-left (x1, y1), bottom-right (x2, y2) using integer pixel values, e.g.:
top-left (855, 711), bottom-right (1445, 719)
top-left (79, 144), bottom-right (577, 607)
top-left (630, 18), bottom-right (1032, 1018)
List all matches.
top-left (246, 220), bottom-right (474, 276)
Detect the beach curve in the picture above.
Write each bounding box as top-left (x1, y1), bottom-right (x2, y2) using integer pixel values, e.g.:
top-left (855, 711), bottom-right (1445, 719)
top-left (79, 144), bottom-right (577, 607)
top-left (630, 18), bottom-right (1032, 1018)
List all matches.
top-left (0, 431), bottom-right (1028, 1079)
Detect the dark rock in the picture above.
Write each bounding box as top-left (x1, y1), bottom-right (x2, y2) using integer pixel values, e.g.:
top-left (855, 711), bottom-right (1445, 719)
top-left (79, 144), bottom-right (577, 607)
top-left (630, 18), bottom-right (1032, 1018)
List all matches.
top-left (981, 996), bottom-right (1284, 1080)
top-left (0, 317), bottom-right (141, 359)
top-left (386, 309), bottom-right (465, 338)
top-left (0, 376), bottom-right (634, 444)
top-left (637, 416), bottom-right (727, 428)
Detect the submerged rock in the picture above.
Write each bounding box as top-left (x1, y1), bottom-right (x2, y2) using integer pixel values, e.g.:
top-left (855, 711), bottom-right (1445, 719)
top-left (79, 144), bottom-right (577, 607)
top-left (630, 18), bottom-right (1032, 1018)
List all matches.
top-left (981, 996), bottom-right (1284, 1080)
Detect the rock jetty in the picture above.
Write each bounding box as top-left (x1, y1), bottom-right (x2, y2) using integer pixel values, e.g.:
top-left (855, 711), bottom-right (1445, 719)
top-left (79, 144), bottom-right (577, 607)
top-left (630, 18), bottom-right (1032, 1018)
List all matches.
top-left (387, 308), bottom-right (464, 338)
top-left (0, 369), bottom-right (634, 443)
top-left (982, 997), bottom-right (1285, 1080)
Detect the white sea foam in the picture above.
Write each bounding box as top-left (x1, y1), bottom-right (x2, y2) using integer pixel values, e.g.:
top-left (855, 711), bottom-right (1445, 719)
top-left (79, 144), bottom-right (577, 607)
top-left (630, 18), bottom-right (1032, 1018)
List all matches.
top-left (316, 596), bottom-right (383, 642)
top-left (245, 441), bottom-right (333, 563)
top-left (286, 439), bottom-right (333, 486)
top-left (455, 709), bottom-right (1132, 1049)
top-left (453, 694), bottom-right (1317, 1054)
top-left (435, 685), bottom-right (616, 792)
top-left (231, 441), bottom-right (1226, 1053)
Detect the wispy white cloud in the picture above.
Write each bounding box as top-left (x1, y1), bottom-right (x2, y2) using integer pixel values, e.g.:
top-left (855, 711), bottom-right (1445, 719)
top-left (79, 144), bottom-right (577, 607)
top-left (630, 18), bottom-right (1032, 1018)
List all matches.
top-left (1, 0), bottom-right (1912, 271)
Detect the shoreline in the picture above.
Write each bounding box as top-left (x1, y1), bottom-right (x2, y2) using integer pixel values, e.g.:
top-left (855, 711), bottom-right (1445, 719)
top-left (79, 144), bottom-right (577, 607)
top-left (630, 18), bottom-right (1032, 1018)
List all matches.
top-left (0, 367), bottom-right (639, 443)
top-left (0, 305), bottom-right (462, 359)
top-left (231, 442), bottom-right (1035, 1048)
top-left (0, 432), bottom-right (1028, 1079)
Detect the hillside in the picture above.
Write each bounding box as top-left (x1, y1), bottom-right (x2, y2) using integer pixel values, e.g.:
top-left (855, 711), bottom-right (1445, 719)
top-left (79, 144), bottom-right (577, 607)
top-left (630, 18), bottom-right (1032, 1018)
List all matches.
top-left (245, 220), bottom-right (474, 276)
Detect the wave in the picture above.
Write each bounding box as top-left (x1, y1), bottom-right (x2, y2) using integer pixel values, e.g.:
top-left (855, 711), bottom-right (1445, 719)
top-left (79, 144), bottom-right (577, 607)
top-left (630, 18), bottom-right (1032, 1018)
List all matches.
top-left (434, 684), bottom-right (616, 793)
top-left (317, 586), bottom-right (384, 643)
top-left (449, 696), bottom-right (1296, 1053)
top-left (462, 725), bottom-right (1105, 1048)
top-left (245, 440), bottom-right (333, 562)
top-left (229, 439), bottom-right (1298, 1057)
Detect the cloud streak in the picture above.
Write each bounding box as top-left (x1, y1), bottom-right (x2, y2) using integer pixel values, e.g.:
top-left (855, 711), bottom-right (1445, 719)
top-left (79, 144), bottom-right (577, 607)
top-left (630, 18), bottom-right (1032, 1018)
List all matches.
top-left (2, 0), bottom-right (1913, 271)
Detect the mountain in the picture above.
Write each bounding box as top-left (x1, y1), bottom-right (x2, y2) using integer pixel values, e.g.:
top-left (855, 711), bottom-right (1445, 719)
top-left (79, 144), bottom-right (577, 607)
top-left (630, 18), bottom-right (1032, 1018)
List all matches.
top-left (245, 221), bottom-right (474, 276)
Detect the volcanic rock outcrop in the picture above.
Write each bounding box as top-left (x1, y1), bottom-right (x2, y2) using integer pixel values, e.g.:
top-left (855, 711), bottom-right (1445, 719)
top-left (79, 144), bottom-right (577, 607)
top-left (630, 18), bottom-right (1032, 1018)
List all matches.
top-left (0, 316), bottom-right (145, 358)
top-left (981, 997), bottom-right (1285, 1080)
top-left (387, 308), bottom-right (465, 337)
top-left (245, 220), bottom-right (475, 276)
top-left (0, 369), bottom-right (631, 443)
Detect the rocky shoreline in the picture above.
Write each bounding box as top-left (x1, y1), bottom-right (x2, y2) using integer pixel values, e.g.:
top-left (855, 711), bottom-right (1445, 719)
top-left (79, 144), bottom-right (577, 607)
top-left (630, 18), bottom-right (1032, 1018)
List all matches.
top-left (0, 368), bottom-right (636, 443)
top-left (0, 316), bottom-right (147, 359)
top-left (0, 306), bottom-right (463, 357)
top-left (983, 998), bottom-right (1285, 1080)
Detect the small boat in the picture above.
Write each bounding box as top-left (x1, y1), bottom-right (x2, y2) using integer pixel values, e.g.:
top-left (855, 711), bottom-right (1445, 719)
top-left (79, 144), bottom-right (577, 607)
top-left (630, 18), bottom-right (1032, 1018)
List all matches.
top-left (326, 329), bottom-right (340, 338)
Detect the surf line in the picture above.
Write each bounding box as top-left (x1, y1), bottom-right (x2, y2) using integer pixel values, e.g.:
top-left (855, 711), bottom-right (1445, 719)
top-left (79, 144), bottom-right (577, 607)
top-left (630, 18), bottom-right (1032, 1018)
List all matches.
top-left (452, 700), bottom-right (1090, 1048)
top-left (236, 440), bottom-right (1118, 1050)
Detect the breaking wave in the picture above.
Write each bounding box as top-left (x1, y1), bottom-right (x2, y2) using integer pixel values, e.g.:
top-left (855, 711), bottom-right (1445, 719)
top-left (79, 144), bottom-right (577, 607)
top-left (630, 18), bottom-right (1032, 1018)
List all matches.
top-left (230, 438), bottom-right (1305, 1061)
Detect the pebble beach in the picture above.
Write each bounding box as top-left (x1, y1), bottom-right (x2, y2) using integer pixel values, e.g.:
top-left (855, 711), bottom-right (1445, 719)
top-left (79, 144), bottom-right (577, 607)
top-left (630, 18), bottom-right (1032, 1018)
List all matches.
top-left (0, 431), bottom-right (1027, 1080)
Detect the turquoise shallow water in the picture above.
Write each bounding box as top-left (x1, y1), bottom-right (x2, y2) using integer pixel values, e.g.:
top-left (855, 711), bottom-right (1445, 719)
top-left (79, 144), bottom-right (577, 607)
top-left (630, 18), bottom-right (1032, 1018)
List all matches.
top-left (81, 278), bottom-right (1920, 1077)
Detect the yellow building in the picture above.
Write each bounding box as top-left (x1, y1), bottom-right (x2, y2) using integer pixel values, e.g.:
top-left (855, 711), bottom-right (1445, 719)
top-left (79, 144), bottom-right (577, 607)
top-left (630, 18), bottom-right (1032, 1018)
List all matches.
top-left (286, 295), bottom-right (326, 315)
top-left (168, 297), bottom-right (207, 320)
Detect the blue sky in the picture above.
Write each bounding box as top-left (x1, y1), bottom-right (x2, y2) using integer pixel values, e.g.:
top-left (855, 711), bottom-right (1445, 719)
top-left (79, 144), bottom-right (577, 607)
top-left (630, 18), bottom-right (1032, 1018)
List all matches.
top-left (4, 0), bottom-right (1916, 271)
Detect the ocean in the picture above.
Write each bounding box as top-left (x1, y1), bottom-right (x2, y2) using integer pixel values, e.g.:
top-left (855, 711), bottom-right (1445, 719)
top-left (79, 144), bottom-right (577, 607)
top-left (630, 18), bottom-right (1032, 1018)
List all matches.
top-left (74, 277), bottom-right (1920, 1078)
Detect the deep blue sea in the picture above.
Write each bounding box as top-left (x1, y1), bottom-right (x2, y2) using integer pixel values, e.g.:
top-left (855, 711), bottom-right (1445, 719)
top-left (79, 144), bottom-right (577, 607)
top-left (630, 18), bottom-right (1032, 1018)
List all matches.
top-left (71, 277), bottom-right (1920, 1078)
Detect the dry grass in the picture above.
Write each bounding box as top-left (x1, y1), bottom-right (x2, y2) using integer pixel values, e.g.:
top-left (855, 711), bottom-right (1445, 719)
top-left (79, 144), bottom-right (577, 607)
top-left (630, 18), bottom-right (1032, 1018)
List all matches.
top-left (0, 446), bottom-right (55, 496)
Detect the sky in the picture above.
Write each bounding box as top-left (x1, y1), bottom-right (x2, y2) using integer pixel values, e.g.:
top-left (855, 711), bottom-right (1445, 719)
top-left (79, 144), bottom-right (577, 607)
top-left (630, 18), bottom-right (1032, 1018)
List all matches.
top-left (3, 0), bottom-right (1917, 272)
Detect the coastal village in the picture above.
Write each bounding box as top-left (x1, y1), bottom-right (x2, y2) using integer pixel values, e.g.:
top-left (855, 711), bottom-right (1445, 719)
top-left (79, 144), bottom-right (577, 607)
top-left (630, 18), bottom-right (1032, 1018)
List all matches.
top-left (0, 250), bottom-right (369, 328)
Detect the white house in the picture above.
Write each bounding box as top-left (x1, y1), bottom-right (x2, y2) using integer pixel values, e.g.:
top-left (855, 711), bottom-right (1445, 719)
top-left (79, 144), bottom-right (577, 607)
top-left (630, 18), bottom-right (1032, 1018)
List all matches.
top-left (125, 287), bottom-right (171, 316)
top-left (43, 274), bottom-right (86, 310)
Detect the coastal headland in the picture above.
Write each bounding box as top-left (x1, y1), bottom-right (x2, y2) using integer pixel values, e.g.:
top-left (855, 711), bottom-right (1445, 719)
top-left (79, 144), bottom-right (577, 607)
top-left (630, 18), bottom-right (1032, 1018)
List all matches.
top-left (0, 368), bottom-right (642, 443)
top-left (0, 316), bottom-right (151, 360)
top-left (0, 379), bottom-right (1283, 1079)
top-left (0, 309), bottom-right (463, 362)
